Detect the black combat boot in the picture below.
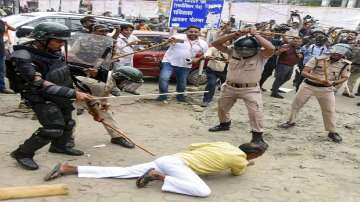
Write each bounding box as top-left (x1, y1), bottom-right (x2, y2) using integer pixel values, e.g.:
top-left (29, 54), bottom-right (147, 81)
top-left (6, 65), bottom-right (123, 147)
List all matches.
top-left (65, 134), bottom-right (75, 148)
top-left (250, 131), bottom-right (269, 150)
top-left (111, 137), bottom-right (135, 148)
top-left (208, 121), bottom-right (231, 132)
top-left (49, 129), bottom-right (84, 156)
top-left (11, 131), bottom-right (50, 170)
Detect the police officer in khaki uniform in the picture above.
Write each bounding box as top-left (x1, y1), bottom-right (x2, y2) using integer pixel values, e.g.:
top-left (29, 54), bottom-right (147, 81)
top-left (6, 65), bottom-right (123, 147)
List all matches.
top-left (209, 27), bottom-right (275, 151)
top-left (279, 43), bottom-right (352, 143)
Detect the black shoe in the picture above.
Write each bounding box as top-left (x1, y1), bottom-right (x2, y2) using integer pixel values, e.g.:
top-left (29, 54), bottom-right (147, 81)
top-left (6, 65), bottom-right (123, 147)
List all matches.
top-left (176, 97), bottom-right (187, 102)
top-left (0, 89), bottom-right (15, 94)
top-left (200, 101), bottom-right (210, 107)
top-left (328, 132), bottom-right (342, 143)
top-left (111, 137), bottom-right (135, 148)
top-left (342, 92), bottom-right (355, 98)
top-left (271, 93), bottom-right (284, 99)
top-left (209, 121), bottom-right (231, 132)
top-left (250, 131), bottom-right (269, 150)
top-left (49, 146), bottom-right (84, 156)
top-left (65, 139), bottom-right (75, 148)
top-left (10, 151), bottom-right (39, 170)
top-left (261, 87), bottom-right (267, 92)
top-left (156, 96), bottom-right (167, 102)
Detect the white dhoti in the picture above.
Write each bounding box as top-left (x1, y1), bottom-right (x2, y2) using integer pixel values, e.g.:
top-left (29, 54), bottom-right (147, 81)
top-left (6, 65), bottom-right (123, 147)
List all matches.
top-left (78, 155), bottom-right (211, 197)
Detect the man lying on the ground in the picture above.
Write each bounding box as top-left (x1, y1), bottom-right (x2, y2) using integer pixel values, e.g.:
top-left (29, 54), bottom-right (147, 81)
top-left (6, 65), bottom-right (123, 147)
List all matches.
top-left (44, 141), bottom-right (264, 197)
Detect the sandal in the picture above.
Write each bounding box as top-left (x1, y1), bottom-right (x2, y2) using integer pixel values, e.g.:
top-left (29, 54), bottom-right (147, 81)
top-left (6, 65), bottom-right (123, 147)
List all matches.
top-left (44, 163), bottom-right (63, 181)
top-left (136, 168), bottom-right (156, 188)
top-left (278, 122), bottom-right (296, 129)
top-left (328, 132), bottom-right (342, 143)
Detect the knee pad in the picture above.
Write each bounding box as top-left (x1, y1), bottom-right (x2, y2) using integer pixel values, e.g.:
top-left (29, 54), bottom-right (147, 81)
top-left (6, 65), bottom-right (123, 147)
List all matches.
top-left (38, 127), bottom-right (64, 138)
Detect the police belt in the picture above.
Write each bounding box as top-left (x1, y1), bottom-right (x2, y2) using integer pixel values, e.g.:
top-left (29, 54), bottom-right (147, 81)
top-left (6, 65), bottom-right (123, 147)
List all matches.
top-left (304, 79), bottom-right (329, 87)
top-left (226, 81), bottom-right (257, 88)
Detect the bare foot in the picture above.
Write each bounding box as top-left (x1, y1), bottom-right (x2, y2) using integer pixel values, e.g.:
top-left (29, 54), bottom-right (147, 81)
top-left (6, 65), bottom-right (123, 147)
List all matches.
top-left (148, 169), bottom-right (165, 181)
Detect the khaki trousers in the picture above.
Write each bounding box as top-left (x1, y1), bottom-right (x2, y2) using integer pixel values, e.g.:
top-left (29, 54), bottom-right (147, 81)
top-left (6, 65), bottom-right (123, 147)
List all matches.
top-left (77, 77), bottom-right (120, 139)
top-left (343, 66), bottom-right (360, 95)
top-left (289, 83), bottom-right (336, 132)
top-left (218, 84), bottom-right (264, 132)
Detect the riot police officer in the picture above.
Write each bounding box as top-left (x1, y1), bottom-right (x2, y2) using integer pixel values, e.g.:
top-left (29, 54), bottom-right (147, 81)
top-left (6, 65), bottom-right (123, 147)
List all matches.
top-left (10, 22), bottom-right (93, 170)
top-left (209, 27), bottom-right (275, 152)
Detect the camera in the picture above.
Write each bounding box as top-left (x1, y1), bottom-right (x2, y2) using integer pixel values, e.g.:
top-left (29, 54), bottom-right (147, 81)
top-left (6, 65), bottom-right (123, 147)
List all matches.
top-left (273, 24), bottom-right (290, 33)
top-left (185, 58), bottom-right (192, 65)
top-left (290, 10), bottom-right (300, 17)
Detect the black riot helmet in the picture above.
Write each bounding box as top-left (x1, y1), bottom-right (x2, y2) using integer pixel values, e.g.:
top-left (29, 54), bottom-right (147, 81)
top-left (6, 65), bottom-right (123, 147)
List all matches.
top-left (30, 22), bottom-right (71, 41)
top-left (233, 36), bottom-right (260, 58)
top-left (315, 34), bottom-right (327, 46)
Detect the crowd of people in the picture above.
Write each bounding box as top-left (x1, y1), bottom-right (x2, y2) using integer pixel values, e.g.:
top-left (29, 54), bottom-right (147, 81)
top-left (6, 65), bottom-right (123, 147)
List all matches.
top-left (0, 10), bottom-right (359, 198)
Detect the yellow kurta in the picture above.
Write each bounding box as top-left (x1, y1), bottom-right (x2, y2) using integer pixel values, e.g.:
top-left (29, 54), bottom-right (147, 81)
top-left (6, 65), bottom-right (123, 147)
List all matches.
top-left (176, 142), bottom-right (249, 176)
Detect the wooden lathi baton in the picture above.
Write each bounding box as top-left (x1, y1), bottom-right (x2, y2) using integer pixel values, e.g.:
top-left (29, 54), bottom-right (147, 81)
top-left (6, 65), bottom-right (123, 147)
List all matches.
top-left (0, 184), bottom-right (68, 200)
top-left (256, 31), bottom-right (300, 38)
top-left (101, 121), bottom-right (156, 156)
top-left (323, 58), bottom-right (330, 81)
top-left (86, 101), bottom-right (155, 156)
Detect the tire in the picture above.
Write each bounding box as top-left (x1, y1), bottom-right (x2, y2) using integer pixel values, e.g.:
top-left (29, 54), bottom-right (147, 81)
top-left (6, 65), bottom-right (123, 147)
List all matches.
top-left (187, 69), bottom-right (207, 86)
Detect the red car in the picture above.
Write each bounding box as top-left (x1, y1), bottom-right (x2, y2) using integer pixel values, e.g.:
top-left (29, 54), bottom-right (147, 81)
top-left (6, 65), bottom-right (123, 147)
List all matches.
top-left (132, 31), bottom-right (208, 86)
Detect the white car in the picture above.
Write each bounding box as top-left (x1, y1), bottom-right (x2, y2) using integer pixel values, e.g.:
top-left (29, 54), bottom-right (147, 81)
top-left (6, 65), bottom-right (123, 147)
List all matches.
top-left (2, 12), bottom-right (131, 44)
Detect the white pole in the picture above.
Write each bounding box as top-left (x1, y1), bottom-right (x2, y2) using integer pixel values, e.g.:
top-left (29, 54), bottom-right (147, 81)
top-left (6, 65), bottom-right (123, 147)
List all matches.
top-left (228, 0), bottom-right (232, 18)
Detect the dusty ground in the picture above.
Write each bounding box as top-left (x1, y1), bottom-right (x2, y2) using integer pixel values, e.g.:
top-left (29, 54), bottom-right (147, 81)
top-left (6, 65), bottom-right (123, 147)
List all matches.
top-left (0, 78), bottom-right (359, 202)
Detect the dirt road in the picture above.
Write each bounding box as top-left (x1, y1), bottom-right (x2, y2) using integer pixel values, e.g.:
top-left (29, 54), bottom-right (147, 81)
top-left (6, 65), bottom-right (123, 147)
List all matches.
top-left (0, 80), bottom-right (359, 202)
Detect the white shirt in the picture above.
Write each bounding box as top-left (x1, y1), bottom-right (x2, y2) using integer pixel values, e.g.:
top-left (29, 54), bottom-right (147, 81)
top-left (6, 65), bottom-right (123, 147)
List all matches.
top-left (162, 34), bottom-right (208, 68)
top-left (116, 33), bottom-right (139, 66)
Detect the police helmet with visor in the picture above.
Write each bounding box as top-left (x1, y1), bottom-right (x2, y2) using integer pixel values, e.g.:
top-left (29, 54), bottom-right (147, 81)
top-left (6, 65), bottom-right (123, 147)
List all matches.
top-left (328, 43), bottom-right (352, 59)
top-left (233, 36), bottom-right (260, 58)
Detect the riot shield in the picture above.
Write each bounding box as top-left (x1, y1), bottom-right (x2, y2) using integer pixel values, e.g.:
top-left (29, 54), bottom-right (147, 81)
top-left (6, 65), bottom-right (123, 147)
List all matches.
top-left (67, 32), bottom-right (114, 70)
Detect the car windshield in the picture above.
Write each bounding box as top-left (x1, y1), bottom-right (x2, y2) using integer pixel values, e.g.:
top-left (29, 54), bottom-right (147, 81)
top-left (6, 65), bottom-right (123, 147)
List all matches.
top-left (2, 14), bottom-right (36, 27)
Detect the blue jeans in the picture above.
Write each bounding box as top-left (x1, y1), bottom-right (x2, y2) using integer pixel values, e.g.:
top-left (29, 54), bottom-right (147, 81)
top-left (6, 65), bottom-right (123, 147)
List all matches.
top-left (0, 55), bottom-right (5, 90)
top-left (203, 68), bottom-right (226, 103)
top-left (158, 62), bottom-right (190, 101)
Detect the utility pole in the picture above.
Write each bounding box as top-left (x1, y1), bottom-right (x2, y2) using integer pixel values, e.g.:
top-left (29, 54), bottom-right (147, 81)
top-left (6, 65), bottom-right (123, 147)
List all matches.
top-left (228, 0), bottom-right (232, 18)
top-left (58, 0), bottom-right (62, 11)
top-left (13, 0), bottom-right (20, 14)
